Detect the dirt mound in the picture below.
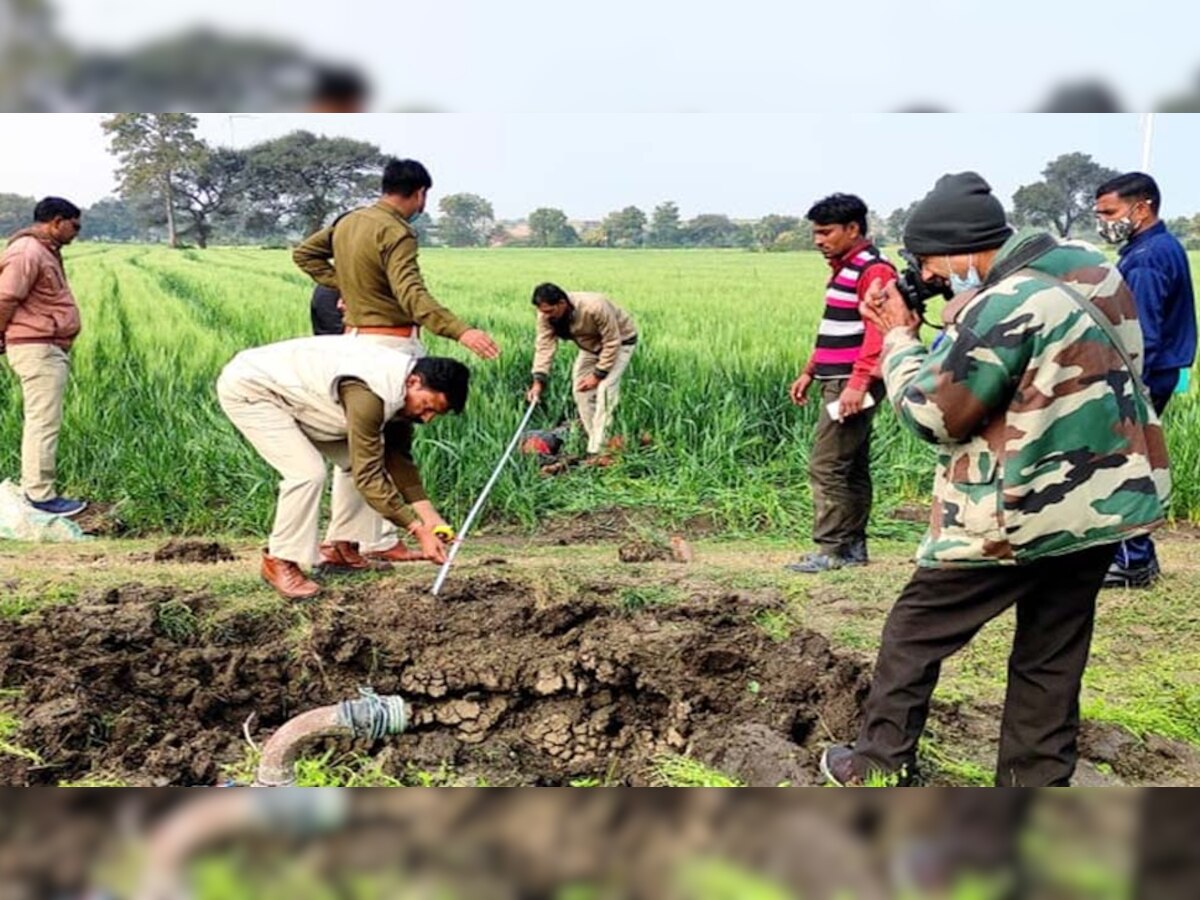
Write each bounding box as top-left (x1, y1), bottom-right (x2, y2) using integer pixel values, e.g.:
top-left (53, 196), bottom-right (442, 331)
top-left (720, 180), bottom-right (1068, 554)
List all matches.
top-left (3, 575), bottom-right (1194, 787)
top-left (617, 538), bottom-right (672, 562)
top-left (0, 576), bottom-right (869, 786)
top-left (1078, 721), bottom-right (1200, 782)
top-left (152, 539), bottom-right (235, 564)
top-left (74, 502), bottom-right (126, 537)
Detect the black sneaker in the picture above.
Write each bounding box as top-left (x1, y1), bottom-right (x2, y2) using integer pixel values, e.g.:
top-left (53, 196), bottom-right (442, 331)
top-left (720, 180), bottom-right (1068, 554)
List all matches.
top-left (784, 552), bottom-right (864, 574)
top-left (819, 745), bottom-right (862, 786)
top-left (1101, 558), bottom-right (1161, 589)
top-left (841, 538), bottom-right (869, 565)
top-left (821, 745), bottom-right (919, 787)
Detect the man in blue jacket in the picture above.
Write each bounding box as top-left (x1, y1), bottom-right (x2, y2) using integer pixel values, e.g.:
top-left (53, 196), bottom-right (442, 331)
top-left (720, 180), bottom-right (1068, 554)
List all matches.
top-left (1095, 172), bottom-right (1197, 588)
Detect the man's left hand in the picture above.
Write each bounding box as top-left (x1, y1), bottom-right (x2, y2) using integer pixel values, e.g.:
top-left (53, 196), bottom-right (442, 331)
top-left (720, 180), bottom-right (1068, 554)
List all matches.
top-left (837, 386), bottom-right (866, 420)
top-left (576, 373), bottom-right (601, 392)
top-left (861, 278), bottom-right (920, 336)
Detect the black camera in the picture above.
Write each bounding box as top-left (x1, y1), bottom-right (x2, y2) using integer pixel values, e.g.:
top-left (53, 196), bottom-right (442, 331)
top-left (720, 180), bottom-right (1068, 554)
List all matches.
top-left (895, 249), bottom-right (952, 317)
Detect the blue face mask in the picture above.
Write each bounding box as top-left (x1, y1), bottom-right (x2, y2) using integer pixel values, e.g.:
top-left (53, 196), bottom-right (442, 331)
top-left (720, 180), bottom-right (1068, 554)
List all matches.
top-left (947, 256), bottom-right (981, 294)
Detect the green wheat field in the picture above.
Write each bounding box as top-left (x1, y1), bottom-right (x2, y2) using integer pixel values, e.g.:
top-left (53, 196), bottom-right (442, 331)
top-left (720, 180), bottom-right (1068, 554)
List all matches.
top-left (2, 245), bottom-right (1196, 537)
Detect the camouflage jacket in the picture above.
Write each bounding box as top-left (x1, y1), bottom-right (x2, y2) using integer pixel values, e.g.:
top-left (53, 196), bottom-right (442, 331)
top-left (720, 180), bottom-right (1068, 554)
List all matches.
top-left (882, 229), bottom-right (1171, 567)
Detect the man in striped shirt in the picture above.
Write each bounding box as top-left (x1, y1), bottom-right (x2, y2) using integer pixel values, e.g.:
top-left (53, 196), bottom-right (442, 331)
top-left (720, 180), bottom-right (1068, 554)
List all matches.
top-left (787, 194), bottom-right (896, 573)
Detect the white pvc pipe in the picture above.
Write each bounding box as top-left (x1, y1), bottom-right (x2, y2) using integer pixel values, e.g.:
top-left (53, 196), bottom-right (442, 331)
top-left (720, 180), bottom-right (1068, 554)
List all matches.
top-left (1140, 113), bottom-right (1154, 172)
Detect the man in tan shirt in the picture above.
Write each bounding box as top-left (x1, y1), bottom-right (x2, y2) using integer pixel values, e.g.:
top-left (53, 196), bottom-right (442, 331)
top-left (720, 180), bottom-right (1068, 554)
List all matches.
top-left (0, 197), bottom-right (87, 517)
top-left (217, 336), bottom-right (468, 599)
top-left (293, 157), bottom-right (498, 563)
top-left (525, 283), bottom-right (638, 458)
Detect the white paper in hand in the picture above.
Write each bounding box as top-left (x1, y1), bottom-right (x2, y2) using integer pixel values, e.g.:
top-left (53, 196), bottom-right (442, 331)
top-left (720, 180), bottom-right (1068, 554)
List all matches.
top-left (826, 391), bottom-right (876, 423)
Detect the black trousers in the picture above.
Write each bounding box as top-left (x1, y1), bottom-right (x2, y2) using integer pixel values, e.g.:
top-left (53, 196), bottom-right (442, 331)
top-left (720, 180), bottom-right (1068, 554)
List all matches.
top-left (853, 544), bottom-right (1114, 786)
top-left (310, 285), bottom-right (344, 336)
top-left (808, 377), bottom-right (881, 555)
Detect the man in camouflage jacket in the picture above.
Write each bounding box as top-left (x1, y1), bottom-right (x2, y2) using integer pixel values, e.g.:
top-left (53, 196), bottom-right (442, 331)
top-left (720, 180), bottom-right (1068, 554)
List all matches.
top-left (821, 173), bottom-right (1170, 787)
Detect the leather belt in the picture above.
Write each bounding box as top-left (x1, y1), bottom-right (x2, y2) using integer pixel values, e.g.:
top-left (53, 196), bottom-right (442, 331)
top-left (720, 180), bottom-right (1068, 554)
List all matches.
top-left (345, 325), bottom-right (418, 338)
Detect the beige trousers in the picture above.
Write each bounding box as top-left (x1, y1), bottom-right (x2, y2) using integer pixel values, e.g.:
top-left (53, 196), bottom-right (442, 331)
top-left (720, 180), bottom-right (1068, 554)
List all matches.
top-left (572, 343), bottom-right (635, 455)
top-left (217, 371), bottom-right (378, 569)
top-left (324, 331), bottom-right (426, 551)
top-left (5, 343), bottom-right (70, 501)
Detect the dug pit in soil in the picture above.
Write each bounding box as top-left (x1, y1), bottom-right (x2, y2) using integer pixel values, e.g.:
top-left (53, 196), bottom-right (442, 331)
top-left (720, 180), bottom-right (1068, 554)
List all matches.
top-left (3, 575), bottom-right (1197, 787)
top-left (0, 576), bottom-right (870, 786)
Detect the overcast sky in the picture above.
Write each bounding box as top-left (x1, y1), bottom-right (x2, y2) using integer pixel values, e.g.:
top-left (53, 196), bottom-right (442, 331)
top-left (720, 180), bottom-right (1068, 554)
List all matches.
top-left (2, 113), bottom-right (1197, 221)
top-left (47, 0), bottom-right (1200, 113)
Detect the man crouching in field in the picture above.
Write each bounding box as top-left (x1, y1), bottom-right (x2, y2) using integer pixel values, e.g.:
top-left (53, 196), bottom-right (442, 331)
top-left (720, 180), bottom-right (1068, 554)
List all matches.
top-left (525, 283), bottom-right (638, 466)
top-left (217, 336), bottom-right (468, 599)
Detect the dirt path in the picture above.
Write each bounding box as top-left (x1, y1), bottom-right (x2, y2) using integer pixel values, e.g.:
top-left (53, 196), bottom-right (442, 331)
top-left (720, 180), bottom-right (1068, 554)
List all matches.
top-left (2, 532), bottom-right (1198, 786)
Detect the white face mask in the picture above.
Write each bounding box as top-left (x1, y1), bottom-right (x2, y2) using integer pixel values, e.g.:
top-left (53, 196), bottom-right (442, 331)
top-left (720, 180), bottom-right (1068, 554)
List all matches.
top-left (946, 255), bottom-right (981, 294)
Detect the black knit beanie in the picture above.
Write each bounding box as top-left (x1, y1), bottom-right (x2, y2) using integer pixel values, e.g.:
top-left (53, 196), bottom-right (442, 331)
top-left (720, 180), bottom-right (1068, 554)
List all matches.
top-left (902, 172), bottom-right (1013, 255)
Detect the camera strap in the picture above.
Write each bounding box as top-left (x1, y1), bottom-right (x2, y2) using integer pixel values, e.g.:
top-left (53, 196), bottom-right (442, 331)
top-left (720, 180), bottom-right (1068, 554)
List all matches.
top-left (1021, 268), bottom-right (1155, 409)
top-left (978, 232), bottom-right (1059, 291)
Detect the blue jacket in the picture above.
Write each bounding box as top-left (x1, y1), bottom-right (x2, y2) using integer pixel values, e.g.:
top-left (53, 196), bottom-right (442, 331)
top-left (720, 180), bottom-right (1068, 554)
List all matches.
top-left (1117, 221), bottom-right (1197, 394)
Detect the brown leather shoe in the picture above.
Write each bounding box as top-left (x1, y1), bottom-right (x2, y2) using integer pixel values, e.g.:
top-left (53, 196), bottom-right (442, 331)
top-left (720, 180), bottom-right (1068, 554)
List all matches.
top-left (261, 551), bottom-right (321, 599)
top-left (364, 541), bottom-right (426, 563)
top-left (317, 540), bottom-right (373, 572)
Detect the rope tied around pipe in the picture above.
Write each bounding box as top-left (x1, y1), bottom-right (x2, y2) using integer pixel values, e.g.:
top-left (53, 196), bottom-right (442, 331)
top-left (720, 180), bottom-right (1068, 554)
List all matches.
top-left (336, 687), bottom-right (409, 742)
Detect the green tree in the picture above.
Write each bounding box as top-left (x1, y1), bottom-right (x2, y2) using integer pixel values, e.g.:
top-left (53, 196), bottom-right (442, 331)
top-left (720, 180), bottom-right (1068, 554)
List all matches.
top-left (409, 212), bottom-right (435, 245)
top-left (527, 207), bottom-right (577, 247)
top-left (101, 113), bottom-right (205, 248)
top-left (245, 130), bottom-right (382, 237)
top-left (437, 193), bottom-right (495, 247)
top-left (173, 147), bottom-right (248, 249)
top-left (683, 214), bottom-right (744, 248)
top-left (768, 229), bottom-right (814, 252)
top-left (0, 193), bottom-right (37, 236)
top-left (648, 201), bottom-right (682, 247)
top-left (82, 197), bottom-right (144, 242)
top-left (885, 203), bottom-right (918, 246)
top-left (867, 210), bottom-right (887, 243)
top-left (753, 214), bottom-right (800, 250)
top-left (1011, 152), bottom-right (1120, 237)
top-left (601, 205), bottom-right (646, 247)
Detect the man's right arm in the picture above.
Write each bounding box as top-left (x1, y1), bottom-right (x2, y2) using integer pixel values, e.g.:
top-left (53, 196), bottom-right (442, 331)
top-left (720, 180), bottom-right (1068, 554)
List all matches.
top-left (530, 314), bottom-right (558, 384)
top-left (882, 319), bottom-right (1030, 445)
top-left (339, 379), bottom-right (418, 528)
top-left (292, 226), bottom-right (339, 289)
top-left (1123, 263), bottom-right (1170, 376)
top-left (383, 233), bottom-right (470, 339)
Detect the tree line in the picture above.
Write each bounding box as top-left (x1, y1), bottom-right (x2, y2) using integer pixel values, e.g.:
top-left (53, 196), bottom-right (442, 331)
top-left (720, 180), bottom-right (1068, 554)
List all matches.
top-left (5, 115), bottom-right (1197, 252)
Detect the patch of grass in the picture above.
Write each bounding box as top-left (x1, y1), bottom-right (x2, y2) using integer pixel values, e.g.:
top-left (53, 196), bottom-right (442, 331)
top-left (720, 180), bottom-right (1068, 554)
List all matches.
top-left (58, 775), bottom-right (130, 787)
top-left (0, 581), bottom-right (80, 618)
top-left (293, 750), bottom-right (406, 787)
top-left (861, 768), bottom-right (905, 788)
top-left (919, 734), bottom-right (993, 787)
top-left (617, 584), bottom-right (680, 613)
top-left (0, 711), bottom-right (41, 764)
top-left (202, 593), bottom-right (296, 645)
top-left (568, 759), bottom-right (621, 787)
top-left (156, 597), bottom-right (199, 641)
top-left (650, 754), bottom-right (743, 787)
top-left (830, 623), bottom-right (874, 651)
top-left (754, 608), bottom-right (794, 642)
